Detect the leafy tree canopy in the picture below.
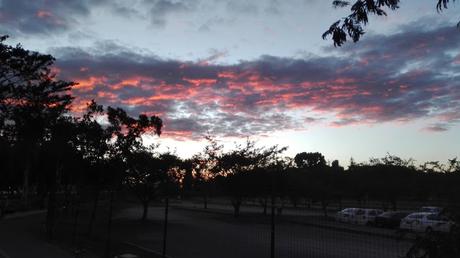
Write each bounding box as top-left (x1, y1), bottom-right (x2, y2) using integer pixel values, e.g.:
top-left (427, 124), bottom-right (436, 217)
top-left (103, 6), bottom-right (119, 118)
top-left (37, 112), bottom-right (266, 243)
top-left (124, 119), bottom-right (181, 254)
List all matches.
top-left (294, 152), bottom-right (326, 169)
top-left (323, 0), bottom-right (458, 46)
top-left (0, 35), bottom-right (75, 144)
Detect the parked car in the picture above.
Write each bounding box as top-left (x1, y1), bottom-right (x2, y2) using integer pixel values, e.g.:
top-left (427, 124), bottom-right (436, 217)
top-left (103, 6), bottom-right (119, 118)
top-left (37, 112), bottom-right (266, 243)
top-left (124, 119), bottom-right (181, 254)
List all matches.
top-left (400, 212), bottom-right (455, 233)
top-left (0, 193), bottom-right (7, 218)
top-left (420, 206), bottom-right (444, 214)
top-left (0, 191), bottom-right (24, 217)
top-left (352, 208), bottom-right (384, 225)
top-left (335, 208), bottom-right (363, 223)
top-left (374, 211), bottom-right (412, 228)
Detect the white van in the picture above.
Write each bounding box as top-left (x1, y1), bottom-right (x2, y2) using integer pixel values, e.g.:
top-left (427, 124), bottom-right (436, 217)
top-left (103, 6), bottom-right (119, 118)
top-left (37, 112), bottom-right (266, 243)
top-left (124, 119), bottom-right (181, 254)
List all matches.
top-left (335, 208), bottom-right (362, 223)
top-left (351, 208), bottom-right (384, 225)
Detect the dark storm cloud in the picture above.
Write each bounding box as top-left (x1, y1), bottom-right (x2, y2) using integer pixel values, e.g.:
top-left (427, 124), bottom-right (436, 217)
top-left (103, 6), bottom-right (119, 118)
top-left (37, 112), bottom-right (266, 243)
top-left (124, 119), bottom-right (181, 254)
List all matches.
top-left (424, 124), bottom-right (449, 132)
top-left (225, 1), bottom-right (259, 15)
top-left (0, 0), bottom-right (310, 34)
top-left (198, 17), bottom-right (235, 32)
top-left (0, 0), bottom-right (111, 35)
top-left (144, 0), bottom-right (196, 27)
top-left (52, 23), bottom-right (460, 139)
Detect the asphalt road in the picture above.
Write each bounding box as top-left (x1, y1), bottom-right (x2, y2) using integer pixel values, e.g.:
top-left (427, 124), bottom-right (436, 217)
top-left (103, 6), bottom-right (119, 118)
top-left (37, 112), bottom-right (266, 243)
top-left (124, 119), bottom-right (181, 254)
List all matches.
top-left (0, 205), bottom-right (413, 258)
top-left (0, 214), bottom-right (76, 258)
top-left (112, 206), bottom-right (412, 258)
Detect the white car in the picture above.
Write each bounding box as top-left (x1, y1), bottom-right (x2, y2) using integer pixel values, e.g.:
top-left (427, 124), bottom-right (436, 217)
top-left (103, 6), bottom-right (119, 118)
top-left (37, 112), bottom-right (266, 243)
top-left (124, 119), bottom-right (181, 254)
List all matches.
top-left (352, 208), bottom-right (384, 225)
top-left (420, 206), bottom-right (444, 214)
top-left (335, 208), bottom-right (362, 223)
top-left (400, 212), bottom-right (455, 233)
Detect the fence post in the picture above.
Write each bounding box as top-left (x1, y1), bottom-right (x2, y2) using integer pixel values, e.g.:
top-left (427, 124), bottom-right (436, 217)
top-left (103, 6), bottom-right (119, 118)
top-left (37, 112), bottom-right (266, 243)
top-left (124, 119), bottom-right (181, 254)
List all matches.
top-left (162, 197), bottom-right (169, 258)
top-left (104, 190), bottom-right (114, 258)
top-left (72, 195), bottom-right (80, 247)
top-left (270, 167), bottom-right (276, 258)
top-left (271, 194), bottom-right (275, 258)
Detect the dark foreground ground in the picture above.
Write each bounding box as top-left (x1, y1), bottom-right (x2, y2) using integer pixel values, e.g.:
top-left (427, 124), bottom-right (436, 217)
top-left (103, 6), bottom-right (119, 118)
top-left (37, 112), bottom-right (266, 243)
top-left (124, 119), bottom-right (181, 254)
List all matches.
top-left (112, 206), bottom-right (411, 258)
top-left (0, 202), bottom-right (412, 258)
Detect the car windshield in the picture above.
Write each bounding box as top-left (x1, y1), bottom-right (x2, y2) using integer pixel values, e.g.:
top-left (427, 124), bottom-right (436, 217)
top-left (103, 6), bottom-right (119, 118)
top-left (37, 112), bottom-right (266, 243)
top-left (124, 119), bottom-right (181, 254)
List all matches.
top-left (395, 212), bottom-right (410, 218)
top-left (428, 215), bottom-right (449, 221)
top-left (408, 214), bottom-right (424, 219)
top-left (356, 210), bottom-right (365, 215)
top-left (421, 207), bottom-right (441, 213)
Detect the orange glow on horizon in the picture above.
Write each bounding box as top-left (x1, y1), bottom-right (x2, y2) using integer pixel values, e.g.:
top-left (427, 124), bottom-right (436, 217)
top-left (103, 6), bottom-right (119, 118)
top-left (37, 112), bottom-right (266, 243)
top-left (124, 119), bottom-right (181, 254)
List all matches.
top-left (183, 78), bottom-right (217, 86)
top-left (36, 10), bottom-right (53, 18)
top-left (74, 76), bottom-right (107, 92)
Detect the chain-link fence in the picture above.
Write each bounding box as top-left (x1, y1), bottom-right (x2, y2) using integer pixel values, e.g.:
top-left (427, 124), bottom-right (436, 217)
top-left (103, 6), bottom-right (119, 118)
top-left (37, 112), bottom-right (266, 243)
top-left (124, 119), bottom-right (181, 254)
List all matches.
top-left (48, 194), bottom-right (460, 258)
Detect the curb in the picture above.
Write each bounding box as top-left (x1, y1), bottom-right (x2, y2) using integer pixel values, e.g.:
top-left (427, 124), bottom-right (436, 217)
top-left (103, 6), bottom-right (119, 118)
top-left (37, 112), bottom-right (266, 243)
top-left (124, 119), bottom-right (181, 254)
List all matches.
top-left (171, 205), bottom-right (232, 216)
top-left (122, 241), bottom-right (172, 258)
top-left (0, 247), bottom-right (12, 258)
top-left (1, 209), bottom-right (47, 220)
top-left (172, 205), bottom-right (412, 241)
top-left (285, 219), bottom-right (411, 241)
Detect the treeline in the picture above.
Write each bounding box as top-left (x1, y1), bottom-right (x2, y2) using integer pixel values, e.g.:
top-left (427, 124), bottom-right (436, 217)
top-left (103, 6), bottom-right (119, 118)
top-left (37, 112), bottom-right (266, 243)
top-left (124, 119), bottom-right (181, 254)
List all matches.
top-left (0, 35), bottom-right (169, 237)
top-left (1, 36), bottom-right (460, 239)
top-left (179, 140), bottom-right (460, 218)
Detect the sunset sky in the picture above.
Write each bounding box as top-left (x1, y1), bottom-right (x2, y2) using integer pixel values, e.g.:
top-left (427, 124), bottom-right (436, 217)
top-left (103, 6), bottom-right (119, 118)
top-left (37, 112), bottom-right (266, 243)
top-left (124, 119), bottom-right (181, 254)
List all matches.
top-left (1, 0), bottom-right (459, 165)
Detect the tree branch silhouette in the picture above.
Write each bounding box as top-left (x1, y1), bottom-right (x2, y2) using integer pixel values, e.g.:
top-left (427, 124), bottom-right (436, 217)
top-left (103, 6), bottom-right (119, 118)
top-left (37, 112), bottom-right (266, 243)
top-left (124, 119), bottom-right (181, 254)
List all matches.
top-left (324, 0), bottom-right (458, 46)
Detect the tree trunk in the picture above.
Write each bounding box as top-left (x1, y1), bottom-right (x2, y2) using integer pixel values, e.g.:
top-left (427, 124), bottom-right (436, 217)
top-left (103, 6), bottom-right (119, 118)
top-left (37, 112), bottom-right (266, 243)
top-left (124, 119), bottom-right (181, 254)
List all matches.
top-left (232, 198), bottom-right (241, 218)
top-left (87, 190), bottom-right (100, 236)
top-left (277, 206), bottom-right (283, 216)
top-left (276, 198), bottom-right (284, 216)
top-left (261, 197), bottom-right (268, 216)
top-left (72, 197), bottom-right (80, 247)
top-left (162, 197), bottom-right (169, 258)
top-left (46, 164), bottom-right (59, 241)
top-left (391, 199), bottom-right (397, 211)
top-left (270, 194), bottom-right (275, 258)
top-left (381, 201), bottom-right (388, 211)
top-left (291, 197), bottom-right (298, 208)
top-left (22, 144), bottom-right (38, 208)
top-left (22, 159), bottom-right (31, 208)
top-left (62, 185), bottom-right (71, 217)
top-left (141, 200), bottom-right (149, 221)
top-left (321, 200), bottom-right (329, 218)
top-left (203, 195), bottom-right (208, 209)
top-left (234, 205), bottom-right (240, 218)
top-left (46, 190), bottom-right (56, 241)
top-left (104, 191), bottom-right (115, 258)
top-left (305, 199), bottom-right (311, 209)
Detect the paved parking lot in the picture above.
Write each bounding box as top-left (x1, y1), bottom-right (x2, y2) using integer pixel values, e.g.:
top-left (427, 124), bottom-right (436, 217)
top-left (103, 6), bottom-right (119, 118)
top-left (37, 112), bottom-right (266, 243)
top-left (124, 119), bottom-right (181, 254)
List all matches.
top-left (111, 205), bottom-right (412, 258)
top-left (0, 202), bottom-right (414, 258)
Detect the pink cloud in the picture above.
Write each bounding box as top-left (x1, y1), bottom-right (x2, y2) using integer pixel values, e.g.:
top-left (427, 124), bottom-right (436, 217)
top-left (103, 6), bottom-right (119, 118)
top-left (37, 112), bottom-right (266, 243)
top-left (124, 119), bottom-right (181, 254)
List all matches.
top-left (53, 24), bottom-right (460, 138)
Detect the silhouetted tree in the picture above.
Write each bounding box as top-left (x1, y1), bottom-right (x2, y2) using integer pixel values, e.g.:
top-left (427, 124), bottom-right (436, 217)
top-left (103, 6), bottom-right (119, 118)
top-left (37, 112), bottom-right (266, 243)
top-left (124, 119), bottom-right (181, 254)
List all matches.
top-left (324, 0), bottom-right (458, 46)
top-left (420, 161), bottom-right (445, 173)
top-left (294, 152), bottom-right (326, 169)
top-left (125, 150), bottom-right (161, 220)
top-left (352, 163), bottom-right (414, 210)
top-left (446, 158), bottom-right (460, 173)
top-left (106, 106), bottom-right (162, 157)
top-left (180, 158), bottom-right (195, 197)
top-left (194, 135), bottom-right (224, 209)
top-left (0, 35), bottom-right (75, 206)
top-left (215, 139), bottom-right (286, 217)
top-left (104, 107), bottom-right (163, 220)
top-left (73, 101), bottom-right (112, 235)
top-left (42, 116), bottom-right (79, 240)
